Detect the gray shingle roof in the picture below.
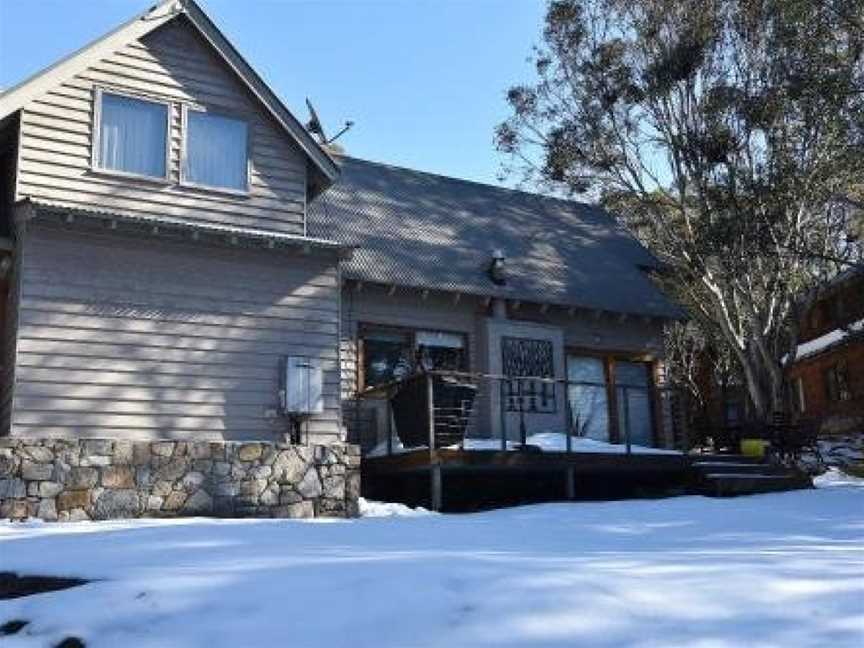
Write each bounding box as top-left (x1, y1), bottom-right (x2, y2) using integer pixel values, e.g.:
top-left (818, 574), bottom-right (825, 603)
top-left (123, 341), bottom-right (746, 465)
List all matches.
top-left (308, 156), bottom-right (683, 319)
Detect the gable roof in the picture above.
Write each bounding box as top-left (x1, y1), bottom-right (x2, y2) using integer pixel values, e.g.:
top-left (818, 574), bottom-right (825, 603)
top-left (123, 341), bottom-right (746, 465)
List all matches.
top-left (0, 0), bottom-right (338, 195)
top-left (308, 156), bottom-right (683, 319)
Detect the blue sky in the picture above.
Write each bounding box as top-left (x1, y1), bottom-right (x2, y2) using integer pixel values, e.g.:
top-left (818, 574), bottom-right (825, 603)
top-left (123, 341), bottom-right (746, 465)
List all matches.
top-left (0, 0), bottom-right (546, 186)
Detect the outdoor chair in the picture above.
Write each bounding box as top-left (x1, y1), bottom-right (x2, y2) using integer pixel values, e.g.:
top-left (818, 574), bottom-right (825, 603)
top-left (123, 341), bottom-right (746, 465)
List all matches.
top-left (770, 418), bottom-right (823, 466)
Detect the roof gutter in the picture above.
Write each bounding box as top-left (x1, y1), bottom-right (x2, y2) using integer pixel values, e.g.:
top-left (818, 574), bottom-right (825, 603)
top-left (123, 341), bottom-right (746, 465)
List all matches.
top-left (16, 199), bottom-right (355, 260)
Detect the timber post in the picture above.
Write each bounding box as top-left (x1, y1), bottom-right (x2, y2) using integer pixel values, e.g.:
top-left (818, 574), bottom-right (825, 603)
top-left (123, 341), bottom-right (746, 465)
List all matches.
top-left (430, 463), bottom-right (443, 512)
top-left (565, 466), bottom-right (576, 500)
top-left (565, 383), bottom-right (573, 454)
top-left (427, 372), bottom-right (443, 511)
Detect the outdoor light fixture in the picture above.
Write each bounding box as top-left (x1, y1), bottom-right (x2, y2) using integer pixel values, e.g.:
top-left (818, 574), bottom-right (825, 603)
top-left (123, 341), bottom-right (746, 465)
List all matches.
top-left (488, 249), bottom-right (507, 285)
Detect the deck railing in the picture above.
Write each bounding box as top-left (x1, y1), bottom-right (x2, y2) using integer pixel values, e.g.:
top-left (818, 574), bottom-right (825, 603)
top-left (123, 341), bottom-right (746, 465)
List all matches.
top-left (352, 370), bottom-right (688, 457)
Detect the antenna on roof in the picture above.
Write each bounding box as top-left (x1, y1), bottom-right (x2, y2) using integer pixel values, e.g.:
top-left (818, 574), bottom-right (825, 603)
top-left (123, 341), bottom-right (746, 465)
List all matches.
top-left (305, 98), bottom-right (353, 149)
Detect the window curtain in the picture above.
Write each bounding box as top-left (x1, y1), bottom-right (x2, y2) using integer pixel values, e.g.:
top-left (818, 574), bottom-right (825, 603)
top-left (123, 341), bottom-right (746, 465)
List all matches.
top-left (566, 356), bottom-right (610, 441)
top-left (99, 93), bottom-right (167, 178)
top-left (185, 111), bottom-right (248, 190)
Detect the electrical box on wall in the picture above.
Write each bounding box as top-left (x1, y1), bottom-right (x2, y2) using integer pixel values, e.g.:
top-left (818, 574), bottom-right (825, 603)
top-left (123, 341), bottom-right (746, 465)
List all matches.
top-left (281, 356), bottom-right (324, 416)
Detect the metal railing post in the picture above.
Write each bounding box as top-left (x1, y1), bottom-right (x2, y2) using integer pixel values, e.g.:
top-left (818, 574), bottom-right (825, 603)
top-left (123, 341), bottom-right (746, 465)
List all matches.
top-left (565, 380), bottom-right (573, 454)
top-left (518, 378), bottom-right (527, 446)
top-left (623, 386), bottom-right (632, 455)
top-left (426, 372), bottom-right (436, 451)
top-left (499, 378), bottom-right (508, 451)
top-left (386, 388), bottom-right (393, 456)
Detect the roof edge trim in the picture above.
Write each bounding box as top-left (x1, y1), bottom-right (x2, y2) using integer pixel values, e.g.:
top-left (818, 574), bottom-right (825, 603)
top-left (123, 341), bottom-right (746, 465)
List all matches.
top-left (19, 199), bottom-right (355, 259)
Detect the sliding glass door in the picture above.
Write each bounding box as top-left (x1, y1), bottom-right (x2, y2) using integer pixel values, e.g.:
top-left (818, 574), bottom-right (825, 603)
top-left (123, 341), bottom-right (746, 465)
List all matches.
top-left (567, 355), bottom-right (656, 447)
top-left (615, 361), bottom-right (654, 447)
top-left (566, 356), bottom-right (610, 441)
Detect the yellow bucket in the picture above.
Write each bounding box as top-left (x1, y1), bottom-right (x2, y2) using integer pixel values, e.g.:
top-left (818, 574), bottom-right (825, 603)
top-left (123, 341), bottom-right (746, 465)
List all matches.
top-left (740, 438), bottom-right (769, 458)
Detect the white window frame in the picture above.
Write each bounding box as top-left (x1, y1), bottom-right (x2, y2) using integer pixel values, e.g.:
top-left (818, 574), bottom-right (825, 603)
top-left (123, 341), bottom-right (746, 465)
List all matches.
top-left (91, 87), bottom-right (172, 184)
top-left (180, 104), bottom-right (251, 196)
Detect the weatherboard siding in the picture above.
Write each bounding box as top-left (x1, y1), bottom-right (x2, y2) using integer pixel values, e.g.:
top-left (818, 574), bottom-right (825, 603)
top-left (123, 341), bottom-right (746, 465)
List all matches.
top-left (512, 309), bottom-right (666, 357)
top-left (15, 18), bottom-right (308, 235)
top-left (1, 235), bottom-right (23, 434)
top-left (10, 224), bottom-right (342, 442)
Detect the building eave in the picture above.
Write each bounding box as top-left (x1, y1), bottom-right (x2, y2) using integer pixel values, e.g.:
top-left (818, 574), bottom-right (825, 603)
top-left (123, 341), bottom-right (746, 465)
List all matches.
top-left (341, 275), bottom-right (680, 323)
top-left (16, 199), bottom-right (354, 260)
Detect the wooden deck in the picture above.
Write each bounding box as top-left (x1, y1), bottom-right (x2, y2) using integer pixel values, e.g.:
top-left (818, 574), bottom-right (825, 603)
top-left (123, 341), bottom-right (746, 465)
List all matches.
top-left (362, 448), bottom-right (692, 511)
top-left (362, 448), bottom-right (812, 511)
top-left (364, 448), bottom-right (688, 475)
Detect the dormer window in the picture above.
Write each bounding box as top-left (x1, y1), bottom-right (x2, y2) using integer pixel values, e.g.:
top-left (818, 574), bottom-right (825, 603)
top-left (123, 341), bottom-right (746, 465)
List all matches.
top-left (94, 89), bottom-right (170, 180)
top-left (182, 108), bottom-right (249, 193)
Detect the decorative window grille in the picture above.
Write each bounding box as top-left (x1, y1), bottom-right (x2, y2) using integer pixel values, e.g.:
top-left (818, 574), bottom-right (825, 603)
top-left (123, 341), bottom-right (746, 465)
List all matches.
top-left (502, 337), bottom-right (554, 378)
top-left (501, 337), bottom-right (556, 413)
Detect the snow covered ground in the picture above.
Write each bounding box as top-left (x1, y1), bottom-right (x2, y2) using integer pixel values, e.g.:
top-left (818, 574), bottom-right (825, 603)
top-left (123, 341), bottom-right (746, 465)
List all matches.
top-left (1, 480), bottom-right (862, 647)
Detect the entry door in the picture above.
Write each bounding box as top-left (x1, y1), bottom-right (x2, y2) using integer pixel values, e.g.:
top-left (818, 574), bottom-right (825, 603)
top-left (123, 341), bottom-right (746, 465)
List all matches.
top-left (566, 356), bottom-right (610, 441)
top-left (615, 361), bottom-right (654, 446)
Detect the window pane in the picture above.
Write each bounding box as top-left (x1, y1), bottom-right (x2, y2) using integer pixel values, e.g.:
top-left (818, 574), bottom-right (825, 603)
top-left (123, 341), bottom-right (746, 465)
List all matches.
top-left (617, 386), bottom-right (654, 446)
top-left (615, 362), bottom-right (654, 445)
top-left (416, 330), bottom-right (466, 373)
top-left (567, 355), bottom-right (605, 383)
top-left (568, 384), bottom-right (610, 440)
top-left (615, 361), bottom-right (650, 387)
top-left (365, 331), bottom-right (407, 344)
top-left (185, 111), bottom-right (248, 190)
top-left (416, 331), bottom-right (464, 349)
top-left (419, 345), bottom-right (466, 372)
top-left (567, 356), bottom-right (609, 440)
top-left (362, 331), bottom-right (412, 388)
top-left (98, 93), bottom-right (167, 177)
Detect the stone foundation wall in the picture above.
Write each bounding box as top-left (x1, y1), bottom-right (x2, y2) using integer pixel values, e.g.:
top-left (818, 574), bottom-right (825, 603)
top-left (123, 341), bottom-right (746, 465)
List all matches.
top-left (0, 438), bottom-right (360, 521)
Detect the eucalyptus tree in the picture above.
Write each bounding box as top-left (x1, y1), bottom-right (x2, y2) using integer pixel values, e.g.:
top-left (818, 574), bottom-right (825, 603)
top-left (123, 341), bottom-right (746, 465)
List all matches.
top-left (497, 0), bottom-right (864, 419)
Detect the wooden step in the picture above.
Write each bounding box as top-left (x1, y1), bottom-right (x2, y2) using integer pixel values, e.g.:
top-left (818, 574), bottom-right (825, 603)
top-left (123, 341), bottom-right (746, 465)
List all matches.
top-left (689, 453), bottom-right (762, 464)
top-left (697, 473), bottom-right (812, 497)
top-left (691, 461), bottom-right (790, 476)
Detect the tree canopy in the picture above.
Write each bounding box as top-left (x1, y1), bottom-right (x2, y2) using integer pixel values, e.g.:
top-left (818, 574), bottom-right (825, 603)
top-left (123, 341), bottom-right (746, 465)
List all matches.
top-left (497, 0), bottom-right (864, 420)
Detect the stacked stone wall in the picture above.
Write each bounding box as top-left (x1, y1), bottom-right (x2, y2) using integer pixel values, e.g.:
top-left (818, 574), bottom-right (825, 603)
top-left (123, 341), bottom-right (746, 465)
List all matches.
top-left (0, 439), bottom-right (360, 521)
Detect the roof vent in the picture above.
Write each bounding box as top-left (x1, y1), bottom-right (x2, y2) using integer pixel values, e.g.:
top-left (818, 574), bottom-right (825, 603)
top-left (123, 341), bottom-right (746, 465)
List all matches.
top-left (488, 249), bottom-right (506, 285)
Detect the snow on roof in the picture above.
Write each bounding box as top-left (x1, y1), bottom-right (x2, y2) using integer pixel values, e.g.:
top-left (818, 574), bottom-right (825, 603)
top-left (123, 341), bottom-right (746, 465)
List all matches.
top-left (791, 317), bottom-right (864, 362)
